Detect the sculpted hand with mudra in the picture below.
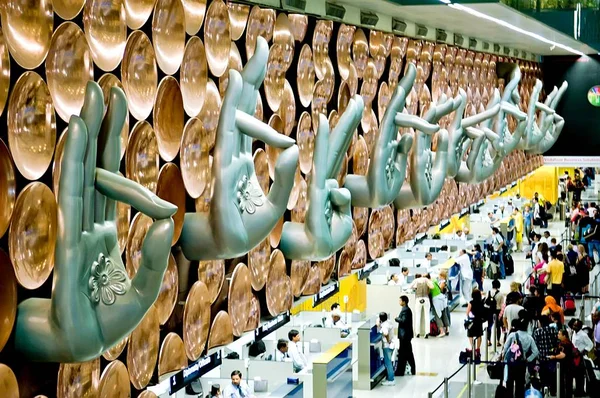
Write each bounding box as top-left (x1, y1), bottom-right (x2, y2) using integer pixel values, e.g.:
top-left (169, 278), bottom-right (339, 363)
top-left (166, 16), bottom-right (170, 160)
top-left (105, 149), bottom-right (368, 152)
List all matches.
top-left (15, 83), bottom-right (177, 362)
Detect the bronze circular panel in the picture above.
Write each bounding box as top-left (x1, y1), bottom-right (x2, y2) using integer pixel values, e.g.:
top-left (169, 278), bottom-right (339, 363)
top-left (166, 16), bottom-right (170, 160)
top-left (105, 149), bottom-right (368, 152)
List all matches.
top-left (266, 250), bottom-right (292, 316)
top-left (228, 263), bottom-right (252, 337)
top-left (158, 333), bottom-right (187, 377)
top-left (102, 335), bottom-right (128, 361)
top-left (197, 259), bottom-right (225, 304)
top-left (204, 0), bottom-right (231, 77)
top-left (83, 0), bottom-right (127, 72)
top-left (198, 79), bottom-right (221, 149)
top-left (181, 0), bottom-right (206, 35)
top-left (337, 249), bottom-right (352, 278)
top-left (352, 29), bottom-right (368, 79)
top-left (229, 2), bottom-right (249, 40)
top-left (360, 59), bottom-right (378, 106)
top-left (353, 136), bottom-right (368, 175)
top-left (312, 20), bottom-right (332, 80)
top-left (180, 117), bottom-right (210, 198)
top-left (297, 44), bottom-right (315, 108)
top-left (381, 205), bottom-right (394, 248)
top-left (337, 24), bottom-right (355, 80)
top-left (2, 0), bottom-right (53, 69)
top-left (126, 121), bottom-right (159, 193)
top-left (138, 392), bottom-right (157, 398)
top-left (368, 210), bottom-right (384, 259)
top-left (155, 253), bottom-right (178, 325)
top-left (0, 27), bottom-right (10, 116)
top-left (98, 360), bottom-right (129, 398)
top-left (378, 82), bottom-right (391, 123)
top-left (266, 114), bottom-right (284, 179)
top-left (344, 221), bottom-right (358, 259)
top-left (183, 280), bottom-right (211, 360)
top-left (291, 176), bottom-right (308, 223)
top-left (264, 43), bottom-right (285, 112)
top-left (8, 72), bottom-right (56, 180)
top-left (311, 80), bottom-right (328, 131)
top-left (0, 140), bottom-right (16, 238)
top-left (338, 80), bottom-right (351, 114)
top-left (154, 77), bottom-right (184, 161)
top-left (98, 74), bottom-right (129, 160)
top-left (245, 6), bottom-right (275, 59)
top-left (194, 156), bottom-right (213, 212)
top-left (181, 36), bottom-right (207, 117)
top-left (121, 30), bottom-right (157, 121)
top-left (291, 259), bottom-right (310, 297)
top-left (116, 199), bottom-right (130, 255)
top-left (124, 0), bottom-right (154, 29)
top-left (274, 13), bottom-right (294, 71)
top-left (352, 239), bottom-right (367, 269)
top-left (315, 254), bottom-right (335, 285)
top-left (57, 358), bottom-right (100, 398)
top-left (289, 14), bottom-right (308, 41)
top-left (269, 216), bottom-right (284, 248)
top-left (248, 237), bottom-right (271, 291)
top-left (125, 212), bottom-right (153, 278)
top-left (53, 0), bottom-right (85, 20)
top-left (244, 294), bottom-right (261, 332)
top-left (301, 265), bottom-right (321, 296)
top-left (287, 168), bottom-right (302, 210)
top-left (218, 42), bottom-right (243, 97)
top-left (254, 148), bottom-right (269, 195)
top-left (127, 306), bottom-right (159, 390)
top-left (0, 364), bottom-right (18, 398)
top-left (0, 250), bottom-right (17, 351)
top-left (9, 183), bottom-right (57, 290)
top-left (353, 206), bottom-right (368, 236)
top-left (279, 80), bottom-right (296, 136)
top-left (152, 0), bottom-right (186, 75)
top-left (208, 311), bottom-right (234, 350)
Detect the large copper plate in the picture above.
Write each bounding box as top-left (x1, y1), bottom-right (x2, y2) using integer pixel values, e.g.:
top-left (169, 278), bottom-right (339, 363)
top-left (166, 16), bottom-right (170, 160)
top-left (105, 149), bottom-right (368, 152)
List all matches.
top-left (121, 30), bottom-right (157, 121)
top-left (269, 216), bottom-right (284, 248)
top-left (152, 0), bottom-right (185, 75)
top-left (337, 24), bottom-right (355, 80)
top-left (9, 183), bottom-right (56, 290)
top-left (287, 168), bottom-right (302, 210)
top-left (291, 176), bottom-right (308, 223)
top-left (184, 280), bottom-right (211, 360)
top-left (204, 0), bottom-right (231, 77)
top-left (377, 82), bottom-right (391, 123)
top-left (337, 249), bottom-right (352, 278)
top-left (289, 14), bottom-right (308, 41)
top-left (274, 13), bottom-right (294, 71)
top-left (381, 205), bottom-right (395, 249)
top-left (194, 156), bottom-right (213, 212)
top-left (360, 59), bottom-right (378, 106)
top-left (291, 259), bottom-right (310, 297)
top-left (158, 332), bottom-right (187, 377)
top-left (83, 0), bottom-right (126, 72)
top-left (338, 80), bottom-right (351, 115)
top-left (127, 306), bottom-right (159, 390)
top-left (248, 237), bottom-right (271, 291)
top-left (244, 294), bottom-right (261, 332)
top-left (266, 114), bottom-right (284, 179)
top-left (353, 206), bottom-right (368, 236)
top-left (279, 80), bottom-right (296, 136)
top-left (126, 121), bottom-right (159, 193)
top-left (155, 253), bottom-right (178, 325)
top-left (0, 250), bottom-right (17, 351)
top-left (181, 36), bottom-right (207, 117)
top-left (7, 72), bottom-right (56, 180)
top-left (352, 239), bottom-right (367, 269)
top-left (53, 0), bottom-right (84, 20)
top-left (312, 20), bottom-right (332, 80)
top-left (98, 360), bottom-right (129, 398)
top-left (197, 260), bottom-right (225, 304)
top-left (98, 74), bottom-right (129, 160)
top-left (181, 0), bottom-right (206, 35)
top-left (352, 136), bottom-right (369, 175)
top-left (139, 391), bottom-right (158, 398)
top-left (368, 210), bottom-right (384, 259)
top-left (125, 213), bottom-right (153, 278)
top-left (245, 6), bottom-right (275, 59)
top-left (297, 44), bottom-right (315, 108)
top-left (264, 42), bottom-right (285, 112)
top-left (311, 80), bottom-right (328, 131)
top-left (301, 265), bottom-right (321, 295)
top-left (180, 117), bottom-right (210, 198)
top-left (352, 29), bottom-right (368, 78)
top-left (116, 198), bottom-right (130, 255)
top-left (198, 79), bottom-right (221, 149)
top-left (124, 0), bottom-right (154, 29)
top-left (254, 148), bottom-right (269, 195)
top-left (228, 263), bottom-right (252, 337)
top-left (266, 250), bottom-right (292, 316)
top-left (2, 0), bottom-right (53, 69)
top-left (208, 311), bottom-right (234, 349)
top-left (0, 140), bottom-right (15, 238)
top-left (315, 254), bottom-right (335, 284)
top-left (218, 42), bottom-right (243, 97)
top-left (344, 221), bottom-right (358, 259)
top-left (0, 26), bottom-right (10, 115)
top-left (154, 77), bottom-right (184, 161)
top-left (57, 358), bottom-right (100, 398)
top-left (0, 364), bottom-right (18, 398)
top-left (228, 2), bottom-right (249, 40)
top-left (102, 335), bottom-right (128, 361)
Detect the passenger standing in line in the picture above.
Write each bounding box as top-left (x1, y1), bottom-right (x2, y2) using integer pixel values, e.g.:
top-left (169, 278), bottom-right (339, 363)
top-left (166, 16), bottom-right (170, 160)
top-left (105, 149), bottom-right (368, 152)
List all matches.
top-left (395, 295), bottom-right (416, 376)
top-left (377, 312), bottom-right (396, 386)
top-left (455, 249), bottom-right (473, 306)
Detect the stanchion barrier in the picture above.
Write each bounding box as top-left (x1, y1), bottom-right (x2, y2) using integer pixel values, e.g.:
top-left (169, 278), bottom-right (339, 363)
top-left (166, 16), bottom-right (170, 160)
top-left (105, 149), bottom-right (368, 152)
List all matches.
top-left (556, 361), bottom-right (561, 396)
top-left (443, 377), bottom-right (449, 398)
top-left (466, 357), bottom-right (472, 398)
top-left (426, 364), bottom-right (467, 398)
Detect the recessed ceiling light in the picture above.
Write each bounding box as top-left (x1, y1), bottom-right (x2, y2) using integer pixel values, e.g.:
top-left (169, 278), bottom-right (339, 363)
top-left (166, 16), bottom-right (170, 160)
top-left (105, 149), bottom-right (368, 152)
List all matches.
top-left (448, 3), bottom-right (585, 56)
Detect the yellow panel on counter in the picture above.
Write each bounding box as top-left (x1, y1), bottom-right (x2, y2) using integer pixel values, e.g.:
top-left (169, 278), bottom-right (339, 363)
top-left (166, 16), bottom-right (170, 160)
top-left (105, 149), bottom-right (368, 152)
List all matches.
top-left (313, 341), bottom-right (352, 364)
top-left (291, 273), bottom-right (366, 315)
top-left (518, 166), bottom-right (558, 204)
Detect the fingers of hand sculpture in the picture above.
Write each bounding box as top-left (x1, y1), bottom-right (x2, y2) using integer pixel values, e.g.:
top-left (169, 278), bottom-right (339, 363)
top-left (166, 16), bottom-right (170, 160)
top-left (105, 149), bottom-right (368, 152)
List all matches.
top-left (216, 69), bottom-right (244, 167)
top-left (326, 95), bottom-right (364, 179)
top-left (451, 89), bottom-right (468, 130)
top-left (96, 169), bottom-right (178, 219)
top-left (80, 81), bottom-right (104, 232)
top-left (330, 186), bottom-right (352, 215)
top-left (58, 116), bottom-right (88, 247)
top-left (462, 104), bottom-right (500, 129)
top-left (500, 102), bottom-right (527, 120)
top-left (240, 36), bottom-right (268, 112)
top-left (96, 87), bottom-right (128, 223)
top-left (425, 96), bottom-right (455, 123)
top-left (396, 134), bottom-right (413, 157)
top-left (535, 102), bottom-right (554, 114)
top-left (265, 145), bottom-right (299, 214)
top-left (236, 111), bottom-right (295, 148)
top-left (312, 114), bottom-right (330, 190)
top-left (380, 84), bottom-right (408, 143)
top-left (395, 114), bottom-right (439, 135)
top-left (551, 82), bottom-right (568, 109)
top-left (400, 63), bottom-right (417, 93)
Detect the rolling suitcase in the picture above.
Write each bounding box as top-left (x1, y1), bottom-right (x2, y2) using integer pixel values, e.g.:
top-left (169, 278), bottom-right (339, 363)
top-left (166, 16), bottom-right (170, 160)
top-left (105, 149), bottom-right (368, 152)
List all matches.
top-left (503, 253), bottom-right (514, 276)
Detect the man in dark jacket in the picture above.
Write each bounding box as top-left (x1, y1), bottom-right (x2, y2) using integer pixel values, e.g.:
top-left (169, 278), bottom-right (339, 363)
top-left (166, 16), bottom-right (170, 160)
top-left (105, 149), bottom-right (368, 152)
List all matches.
top-left (395, 295), bottom-right (416, 376)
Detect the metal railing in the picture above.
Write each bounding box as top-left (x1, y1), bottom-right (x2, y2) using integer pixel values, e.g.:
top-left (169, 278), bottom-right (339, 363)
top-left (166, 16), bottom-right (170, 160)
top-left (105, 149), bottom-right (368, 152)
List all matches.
top-left (427, 363), bottom-right (466, 398)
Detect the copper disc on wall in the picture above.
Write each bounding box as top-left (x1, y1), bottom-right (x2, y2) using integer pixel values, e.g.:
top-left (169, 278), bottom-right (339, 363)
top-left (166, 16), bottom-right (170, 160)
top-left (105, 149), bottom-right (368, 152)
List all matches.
top-left (181, 0), bottom-right (206, 35)
top-left (344, 221), bottom-right (358, 259)
top-left (311, 80), bottom-right (328, 132)
top-left (208, 311), bottom-right (234, 349)
top-left (155, 253), bottom-right (178, 325)
top-left (312, 20), bottom-right (332, 80)
top-left (368, 210), bottom-right (384, 259)
top-left (0, 26), bottom-right (10, 116)
top-left (353, 206), bottom-right (368, 237)
top-left (0, 139), bottom-right (15, 238)
top-left (337, 249), bottom-right (352, 278)
top-left (279, 80), bottom-right (296, 136)
top-left (98, 360), bottom-right (129, 398)
top-left (204, 0), bottom-right (231, 77)
top-left (138, 392), bottom-right (158, 398)
top-left (102, 335), bottom-right (128, 361)
top-left (291, 259), bottom-right (310, 297)
top-left (351, 239), bottom-right (367, 269)
top-left (274, 13), bottom-right (294, 71)
top-left (98, 74), bottom-right (129, 160)
top-left (291, 176), bottom-right (308, 223)
top-left (352, 29), bottom-right (368, 79)
top-left (248, 237), bottom-right (271, 291)
top-left (126, 121), bottom-right (159, 193)
top-left (269, 216), bottom-right (284, 248)
top-left (152, 0), bottom-right (185, 75)
top-left (181, 36), bottom-right (207, 117)
top-left (228, 2), bottom-right (249, 41)
top-left (377, 82), bottom-right (391, 123)
top-left (287, 168), bottom-right (302, 210)
top-left (381, 205), bottom-right (395, 249)
top-left (53, 0), bottom-right (85, 20)
top-left (83, 0), bottom-right (126, 72)
top-left (197, 259), bottom-right (225, 304)
top-left (245, 6), bottom-right (275, 59)
top-left (264, 43), bottom-right (285, 112)
top-left (0, 250), bottom-right (17, 351)
top-left (352, 136), bottom-right (369, 175)
top-left (154, 77), bottom-right (184, 161)
top-left (244, 293), bottom-right (261, 332)
top-left (7, 72), bottom-right (56, 181)
top-left (266, 114), bottom-right (284, 179)
top-left (218, 42), bottom-right (243, 97)
top-left (127, 306), bottom-right (159, 390)
top-left (297, 44), bottom-right (315, 108)
top-left (0, 364), bottom-right (18, 398)
top-left (254, 148), bottom-right (269, 195)
top-left (183, 280), bottom-right (211, 360)
top-left (198, 79), bottom-right (221, 149)
top-left (228, 263), bottom-right (252, 337)
top-left (266, 250), bottom-right (292, 316)
top-left (121, 30), bottom-right (157, 121)
top-left (57, 357), bottom-right (100, 398)
top-left (158, 332), bottom-right (187, 377)
top-left (360, 59), bottom-right (378, 106)
top-left (180, 117), bottom-right (210, 199)
top-left (125, 212), bottom-right (153, 278)
top-left (116, 198), bottom-right (130, 255)
top-left (194, 155), bottom-right (213, 212)
top-left (288, 14), bottom-right (308, 42)
top-left (315, 254), bottom-right (335, 285)
top-left (301, 265), bottom-right (321, 295)
top-left (124, 0), bottom-right (154, 29)
top-left (337, 24), bottom-right (355, 80)
top-left (9, 183), bottom-right (57, 290)
top-left (2, 0), bottom-right (53, 69)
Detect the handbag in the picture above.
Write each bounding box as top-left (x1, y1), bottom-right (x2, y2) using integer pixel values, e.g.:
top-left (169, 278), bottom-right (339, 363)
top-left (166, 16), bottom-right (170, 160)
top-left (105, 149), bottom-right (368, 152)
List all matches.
top-left (487, 354), bottom-right (504, 380)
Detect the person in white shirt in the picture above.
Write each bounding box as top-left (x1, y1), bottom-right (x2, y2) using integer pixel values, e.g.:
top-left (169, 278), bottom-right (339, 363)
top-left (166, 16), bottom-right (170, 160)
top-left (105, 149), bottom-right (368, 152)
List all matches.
top-left (571, 319), bottom-right (594, 395)
top-left (454, 229), bottom-right (467, 241)
top-left (324, 308), bottom-right (347, 329)
top-left (495, 205), bottom-right (507, 220)
top-left (506, 200), bottom-right (514, 214)
top-left (502, 292), bottom-right (524, 331)
top-left (287, 330), bottom-right (309, 372)
top-left (421, 253), bottom-right (433, 271)
top-left (274, 339), bottom-right (290, 362)
top-left (223, 370), bottom-right (254, 398)
top-left (388, 273), bottom-right (402, 286)
top-left (455, 249), bottom-right (473, 305)
top-left (540, 231), bottom-right (551, 245)
top-left (377, 312), bottom-right (396, 386)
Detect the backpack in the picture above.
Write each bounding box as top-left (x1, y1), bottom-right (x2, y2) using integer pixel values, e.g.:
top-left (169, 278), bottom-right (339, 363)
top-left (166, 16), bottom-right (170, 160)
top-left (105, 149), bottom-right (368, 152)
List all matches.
top-left (472, 256), bottom-right (483, 271)
top-left (562, 294), bottom-right (576, 316)
top-left (506, 334), bottom-right (525, 363)
top-left (484, 291), bottom-right (499, 313)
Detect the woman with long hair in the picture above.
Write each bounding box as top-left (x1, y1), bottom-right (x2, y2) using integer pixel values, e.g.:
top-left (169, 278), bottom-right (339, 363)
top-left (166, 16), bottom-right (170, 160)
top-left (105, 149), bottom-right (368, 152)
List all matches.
top-left (466, 289), bottom-right (485, 357)
top-left (576, 244), bottom-right (592, 293)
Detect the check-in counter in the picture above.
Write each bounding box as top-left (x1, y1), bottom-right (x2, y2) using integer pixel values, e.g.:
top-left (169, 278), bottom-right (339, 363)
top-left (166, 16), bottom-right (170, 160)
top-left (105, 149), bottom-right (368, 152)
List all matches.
top-left (312, 342), bottom-right (353, 398)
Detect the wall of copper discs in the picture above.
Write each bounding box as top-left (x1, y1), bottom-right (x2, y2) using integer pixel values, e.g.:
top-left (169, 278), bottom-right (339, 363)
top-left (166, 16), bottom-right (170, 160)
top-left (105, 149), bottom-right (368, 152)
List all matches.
top-left (0, 0), bottom-right (544, 396)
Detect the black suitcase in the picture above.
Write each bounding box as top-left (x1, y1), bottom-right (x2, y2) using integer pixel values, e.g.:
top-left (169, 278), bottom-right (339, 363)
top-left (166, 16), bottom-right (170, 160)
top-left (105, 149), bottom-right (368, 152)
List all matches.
top-left (584, 357), bottom-right (600, 394)
top-left (504, 253), bottom-right (514, 276)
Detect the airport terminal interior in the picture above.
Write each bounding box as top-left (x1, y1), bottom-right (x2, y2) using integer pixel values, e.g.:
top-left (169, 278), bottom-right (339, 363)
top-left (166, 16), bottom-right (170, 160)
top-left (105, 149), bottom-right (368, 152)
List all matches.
top-left (3, 0), bottom-right (600, 397)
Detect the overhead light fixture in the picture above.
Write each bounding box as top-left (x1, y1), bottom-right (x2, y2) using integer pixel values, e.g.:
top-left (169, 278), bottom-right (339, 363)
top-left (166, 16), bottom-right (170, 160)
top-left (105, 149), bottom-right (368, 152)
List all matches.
top-left (493, 43), bottom-right (500, 53)
top-left (469, 38), bottom-right (477, 49)
top-left (448, 3), bottom-right (585, 56)
top-left (482, 42), bottom-right (490, 51)
top-left (361, 10), bottom-right (379, 27)
top-left (436, 29), bottom-right (448, 42)
top-left (439, 0), bottom-right (452, 3)
top-left (416, 25), bottom-right (428, 38)
top-left (325, 2), bottom-right (346, 20)
top-left (454, 33), bottom-right (464, 46)
top-left (281, 0), bottom-right (306, 12)
top-left (392, 18), bottom-right (407, 34)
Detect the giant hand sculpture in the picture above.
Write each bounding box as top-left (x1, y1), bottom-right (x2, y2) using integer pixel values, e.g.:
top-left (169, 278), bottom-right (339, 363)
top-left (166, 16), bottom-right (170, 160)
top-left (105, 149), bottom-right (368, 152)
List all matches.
top-left (179, 37), bottom-right (299, 260)
top-left (345, 64), bottom-right (436, 208)
top-left (492, 65), bottom-right (527, 155)
top-left (280, 96), bottom-right (364, 261)
top-left (393, 93), bottom-right (455, 209)
top-left (517, 80), bottom-right (555, 151)
top-left (529, 81), bottom-right (568, 154)
top-left (15, 82), bottom-right (177, 362)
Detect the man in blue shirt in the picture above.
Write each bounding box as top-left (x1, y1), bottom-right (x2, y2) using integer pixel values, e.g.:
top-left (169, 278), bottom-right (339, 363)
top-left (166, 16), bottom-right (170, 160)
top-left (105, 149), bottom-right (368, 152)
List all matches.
top-left (223, 370), bottom-right (254, 398)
